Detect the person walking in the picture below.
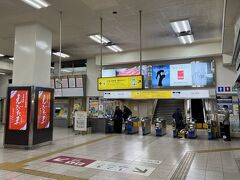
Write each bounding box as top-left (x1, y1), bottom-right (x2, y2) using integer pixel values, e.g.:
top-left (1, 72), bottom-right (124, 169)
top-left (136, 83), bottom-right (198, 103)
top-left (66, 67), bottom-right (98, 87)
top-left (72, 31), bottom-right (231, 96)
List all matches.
top-left (123, 105), bottom-right (132, 122)
top-left (223, 105), bottom-right (231, 141)
top-left (172, 108), bottom-right (184, 132)
top-left (113, 106), bottom-right (123, 133)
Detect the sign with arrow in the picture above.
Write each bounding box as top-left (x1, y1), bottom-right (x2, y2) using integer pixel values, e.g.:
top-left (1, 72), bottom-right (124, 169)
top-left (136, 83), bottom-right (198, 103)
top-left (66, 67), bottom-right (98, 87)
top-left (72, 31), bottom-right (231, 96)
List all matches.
top-left (86, 160), bottom-right (155, 176)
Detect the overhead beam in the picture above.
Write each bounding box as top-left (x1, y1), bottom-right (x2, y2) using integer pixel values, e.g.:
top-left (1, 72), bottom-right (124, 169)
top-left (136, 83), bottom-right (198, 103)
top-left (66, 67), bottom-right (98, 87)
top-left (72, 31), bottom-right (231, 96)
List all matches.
top-left (96, 41), bottom-right (222, 66)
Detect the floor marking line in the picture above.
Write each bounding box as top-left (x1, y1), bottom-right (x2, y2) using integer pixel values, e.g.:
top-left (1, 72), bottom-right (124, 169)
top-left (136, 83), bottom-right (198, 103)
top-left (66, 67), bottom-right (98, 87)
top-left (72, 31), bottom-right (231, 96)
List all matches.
top-left (170, 152), bottom-right (195, 180)
top-left (193, 147), bottom-right (240, 153)
top-left (18, 134), bottom-right (115, 164)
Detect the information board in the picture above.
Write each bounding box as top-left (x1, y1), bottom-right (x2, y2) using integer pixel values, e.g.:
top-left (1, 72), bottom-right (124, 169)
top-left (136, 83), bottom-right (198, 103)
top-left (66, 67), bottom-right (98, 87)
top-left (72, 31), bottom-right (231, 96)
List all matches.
top-left (74, 111), bottom-right (87, 131)
top-left (98, 75), bottom-right (143, 91)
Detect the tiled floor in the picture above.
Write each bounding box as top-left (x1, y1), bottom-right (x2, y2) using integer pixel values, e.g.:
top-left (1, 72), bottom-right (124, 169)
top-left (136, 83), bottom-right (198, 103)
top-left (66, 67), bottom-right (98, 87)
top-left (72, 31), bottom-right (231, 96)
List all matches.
top-left (0, 126), bottom-right (239, 179)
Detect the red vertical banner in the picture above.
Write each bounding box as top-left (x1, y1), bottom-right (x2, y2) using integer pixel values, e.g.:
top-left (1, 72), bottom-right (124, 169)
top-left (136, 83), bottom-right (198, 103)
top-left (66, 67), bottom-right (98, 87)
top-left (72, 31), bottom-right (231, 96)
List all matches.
top-left (9, 90), bottom-right (29, 130)
top-left (37, 91), bottom-right (51, 129)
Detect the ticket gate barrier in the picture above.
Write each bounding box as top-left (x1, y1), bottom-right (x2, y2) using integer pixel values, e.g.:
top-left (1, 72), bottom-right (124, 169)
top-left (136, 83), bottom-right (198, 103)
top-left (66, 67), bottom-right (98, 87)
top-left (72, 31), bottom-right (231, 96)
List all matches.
top-left (125, 117), bottom-right (140, 134)
top-left (187, 122), bottom-right (197, 139)
top-left (172, 121), bottom-right (178, 138)
top-left (105, 118), bottom-right (114, 133)
top-left (155, 118), bottom-right (166, 136)
top-left (208, 121), bottom-right (218, 140)
top-left (141, 117), bottom-right (151, 135)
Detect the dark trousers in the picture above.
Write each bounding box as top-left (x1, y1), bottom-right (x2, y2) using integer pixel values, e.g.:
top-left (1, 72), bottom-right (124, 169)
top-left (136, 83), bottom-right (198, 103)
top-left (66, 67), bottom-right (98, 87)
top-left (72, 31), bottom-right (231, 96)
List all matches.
top-left (224, 124), bottom-right (231, 141)
top-left (114, 119), bottom-right (122, 133)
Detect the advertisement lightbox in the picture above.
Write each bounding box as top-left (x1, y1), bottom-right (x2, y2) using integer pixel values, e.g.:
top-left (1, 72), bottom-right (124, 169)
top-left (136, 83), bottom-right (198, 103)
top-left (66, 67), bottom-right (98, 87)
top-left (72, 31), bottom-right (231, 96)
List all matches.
top-left (37, 91), bottom-right (51, 129)
top-left (170, 64), bottom-right (192, 86)
top-left (8, 90), bottom-right (29, 130)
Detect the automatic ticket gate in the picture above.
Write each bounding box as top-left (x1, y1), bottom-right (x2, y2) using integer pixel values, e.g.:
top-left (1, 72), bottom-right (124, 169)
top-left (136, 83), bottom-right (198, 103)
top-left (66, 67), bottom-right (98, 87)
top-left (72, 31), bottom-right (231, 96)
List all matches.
top-left (155, 118), bottom-right (166, 136)
top-left (125, 117), bottom-right (140, 134)
top-left (105, 117), bottom-right (114, 133)
top-left (141, 117), bottom-right (151, 135)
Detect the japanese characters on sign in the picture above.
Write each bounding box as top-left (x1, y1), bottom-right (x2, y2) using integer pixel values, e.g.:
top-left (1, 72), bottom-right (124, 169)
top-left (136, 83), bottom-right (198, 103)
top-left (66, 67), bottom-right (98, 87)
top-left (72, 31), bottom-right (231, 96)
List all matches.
top-left (37, 91), bottom-right (51, 129)
top-left (9, 90), bottom-right (29, 130)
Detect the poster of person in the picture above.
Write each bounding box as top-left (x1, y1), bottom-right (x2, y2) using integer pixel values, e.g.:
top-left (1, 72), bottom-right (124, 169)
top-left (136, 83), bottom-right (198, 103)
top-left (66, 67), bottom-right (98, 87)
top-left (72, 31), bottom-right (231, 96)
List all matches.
top-left (152, 65), bottom-right (170, 87)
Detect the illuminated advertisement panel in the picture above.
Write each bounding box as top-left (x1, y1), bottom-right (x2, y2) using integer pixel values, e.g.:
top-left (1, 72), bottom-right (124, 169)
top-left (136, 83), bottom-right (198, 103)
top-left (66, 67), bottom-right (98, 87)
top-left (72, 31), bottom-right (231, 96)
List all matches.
top-left (152, 65), bottom-right (170, 87)
top-left (8, 90), bottom-right (28, 130)
top-left (170, 64), bottom-right (192, 86)
top-left (37, 91), bottom-right (51, 129)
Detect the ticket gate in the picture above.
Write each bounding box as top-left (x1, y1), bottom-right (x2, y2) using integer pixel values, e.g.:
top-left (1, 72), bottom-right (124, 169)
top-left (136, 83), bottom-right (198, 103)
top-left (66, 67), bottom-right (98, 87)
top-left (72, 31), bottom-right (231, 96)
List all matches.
top-left (187, 122), bottom-right (197, 139)
top-left (155, 118), bottom-right (166, 136)
top-left (105, 118), bottom-right (114, 133)
top-left (141, 117), bottom-right (151, 135)
top-left (208, 121), bottom-right (218, 140)
top-left (172, 120), bottom-right (178, 138)
top-left (125, 117), bottom-right (140, 134)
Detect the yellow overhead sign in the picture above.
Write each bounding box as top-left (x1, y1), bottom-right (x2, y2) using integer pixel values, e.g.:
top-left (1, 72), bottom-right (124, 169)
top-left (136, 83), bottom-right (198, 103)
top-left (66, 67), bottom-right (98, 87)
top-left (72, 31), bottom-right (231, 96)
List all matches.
top-left (98, 76), bottom-right (143, 91)
top-left (131, 90), bottom-right (172, 99)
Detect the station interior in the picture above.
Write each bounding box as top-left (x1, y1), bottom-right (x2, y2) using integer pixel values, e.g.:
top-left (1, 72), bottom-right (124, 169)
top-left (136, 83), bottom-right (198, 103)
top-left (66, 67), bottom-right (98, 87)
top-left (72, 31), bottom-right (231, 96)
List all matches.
top-left (1, 0), bottom-right (240, 180)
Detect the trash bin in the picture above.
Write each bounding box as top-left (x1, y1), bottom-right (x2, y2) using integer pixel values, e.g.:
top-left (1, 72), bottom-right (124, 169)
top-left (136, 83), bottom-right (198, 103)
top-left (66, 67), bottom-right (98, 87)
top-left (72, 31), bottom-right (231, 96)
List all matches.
top-left (187, 122), bottom-right (197, 139)
top-left (141, 117), bottom-right (151, 135)
top-left (155, 118), bottom-right (166, 136)
top-left (125, 117), bottom-right (140, 134)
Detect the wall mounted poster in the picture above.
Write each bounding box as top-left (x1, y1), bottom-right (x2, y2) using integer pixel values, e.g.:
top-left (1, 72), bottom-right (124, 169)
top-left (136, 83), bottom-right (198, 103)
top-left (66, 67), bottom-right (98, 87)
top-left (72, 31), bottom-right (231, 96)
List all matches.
top-left (37, 91), bottom-right (51, 129)
top-left (152, 65), bottom-right (170, 87)
top-left (9, 90), bottom-right (28, 130)
top-left (68, 77), bottom-right (76, 88)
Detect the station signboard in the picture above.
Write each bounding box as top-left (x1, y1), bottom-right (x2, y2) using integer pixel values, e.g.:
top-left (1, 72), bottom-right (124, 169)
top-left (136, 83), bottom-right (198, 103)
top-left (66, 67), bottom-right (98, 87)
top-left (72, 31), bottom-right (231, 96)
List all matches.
top-left (98, 75), bottom-right (143, 91)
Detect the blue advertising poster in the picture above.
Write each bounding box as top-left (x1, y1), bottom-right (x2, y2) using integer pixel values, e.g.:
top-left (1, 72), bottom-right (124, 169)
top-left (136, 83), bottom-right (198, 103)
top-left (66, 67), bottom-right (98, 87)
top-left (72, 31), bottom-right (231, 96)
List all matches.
top-left (152, 65), bottom-right (170, 87)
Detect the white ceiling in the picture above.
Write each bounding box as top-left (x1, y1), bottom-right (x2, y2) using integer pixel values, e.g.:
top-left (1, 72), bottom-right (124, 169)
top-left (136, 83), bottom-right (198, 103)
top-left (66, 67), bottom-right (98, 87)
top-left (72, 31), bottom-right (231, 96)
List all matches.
top-left (0, 0), bottom-right (224, 61)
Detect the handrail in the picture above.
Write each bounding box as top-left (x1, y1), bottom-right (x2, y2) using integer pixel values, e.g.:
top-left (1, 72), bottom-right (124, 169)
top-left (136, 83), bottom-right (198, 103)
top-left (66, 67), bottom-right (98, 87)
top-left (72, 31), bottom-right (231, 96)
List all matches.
top-left (151, 99), bottom-right (158, 122)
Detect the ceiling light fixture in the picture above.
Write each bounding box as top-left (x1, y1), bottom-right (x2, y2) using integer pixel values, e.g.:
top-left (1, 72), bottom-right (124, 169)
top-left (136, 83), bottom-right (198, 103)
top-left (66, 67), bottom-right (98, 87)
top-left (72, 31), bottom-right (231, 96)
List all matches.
top-left (89, 34), bottom-right (123, 53)
top-left (106, 45), bottom-right (123, 52)
top-left (89, 34), bottom-right (110, 44)
top-left (178, 34), bottom-right (194, 44)
top-left (171, 20), bottom-right (191, 33)
top-left (0, 73), bottom-right (6, 75)
top-left (0, 53), bottom-right (4, 57)
top-left (21, 0), bottom-right (50, 9)
top-left (9, 57), bottom-right (14, 60)
top-left (53, 52), bottom-right (70, 58)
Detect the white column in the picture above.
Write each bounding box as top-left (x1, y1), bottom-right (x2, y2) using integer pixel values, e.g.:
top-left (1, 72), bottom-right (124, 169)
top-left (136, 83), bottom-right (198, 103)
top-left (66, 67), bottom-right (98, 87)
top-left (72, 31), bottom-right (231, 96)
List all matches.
top-left (12, 23), bottom-right (52, 87)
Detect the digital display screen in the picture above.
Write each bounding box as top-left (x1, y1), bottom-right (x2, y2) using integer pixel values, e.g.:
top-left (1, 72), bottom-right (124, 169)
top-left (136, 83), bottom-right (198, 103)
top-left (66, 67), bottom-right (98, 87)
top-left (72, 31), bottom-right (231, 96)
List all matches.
top-left (170, 64), bottom-right (192, 86)
top-left (37, 91), bottom-right (51, 129)
top-left (152, 62), bottom-right (214, 88)
top-left (152, 65), bottom-right (170, 87)
top-left (103, 66), bottom-right (148, 88)
top-left (102, 69), bottom-right (116, 77)
top-left (8, 90), bottom-right (28, 130)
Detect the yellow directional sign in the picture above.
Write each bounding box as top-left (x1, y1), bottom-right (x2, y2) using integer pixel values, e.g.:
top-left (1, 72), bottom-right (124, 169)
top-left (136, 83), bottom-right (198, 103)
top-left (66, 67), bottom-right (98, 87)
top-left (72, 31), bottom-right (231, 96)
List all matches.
top-left (98, 76), bottom-right (143, 91)
top-left (131, 90), bottom-right (172, 99)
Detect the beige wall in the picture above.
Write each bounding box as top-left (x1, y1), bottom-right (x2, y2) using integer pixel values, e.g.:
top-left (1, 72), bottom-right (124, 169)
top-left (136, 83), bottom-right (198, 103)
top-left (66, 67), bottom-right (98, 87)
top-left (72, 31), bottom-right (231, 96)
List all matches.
top-left (215, 56), bottom-right (237, 86)
top-left (0, 75), bottom-right (11, 98)
top-left (123, 100), bottom-right (154, 118)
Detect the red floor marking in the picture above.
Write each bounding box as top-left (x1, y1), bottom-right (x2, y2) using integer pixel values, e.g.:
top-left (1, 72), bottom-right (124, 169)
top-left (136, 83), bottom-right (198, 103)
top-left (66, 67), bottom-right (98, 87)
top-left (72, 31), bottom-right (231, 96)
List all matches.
top-left (46, 156), bottom-right (96, 167)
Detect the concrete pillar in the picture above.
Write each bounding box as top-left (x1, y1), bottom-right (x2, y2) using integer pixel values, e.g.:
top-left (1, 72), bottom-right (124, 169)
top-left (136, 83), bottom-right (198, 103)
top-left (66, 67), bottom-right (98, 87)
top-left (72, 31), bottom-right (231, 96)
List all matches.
top-left (54, 62), bottom-right (60, 76)
top-left (12, 23), bottom-right (52, 87)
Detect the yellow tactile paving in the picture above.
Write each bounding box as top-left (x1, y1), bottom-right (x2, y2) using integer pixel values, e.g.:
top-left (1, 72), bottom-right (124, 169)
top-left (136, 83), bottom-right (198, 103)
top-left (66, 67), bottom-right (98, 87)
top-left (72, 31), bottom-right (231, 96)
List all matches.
top-left (194, 147), bottom-right (240, 153)
top-left (0, 134), bottom-right (115, 180)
